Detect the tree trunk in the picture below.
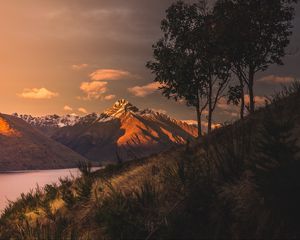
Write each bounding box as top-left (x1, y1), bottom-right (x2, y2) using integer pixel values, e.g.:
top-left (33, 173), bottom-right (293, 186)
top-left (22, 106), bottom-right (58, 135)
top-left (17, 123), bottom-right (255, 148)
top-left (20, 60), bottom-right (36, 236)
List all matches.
top-left (196, 104), bottom-right (202, 139)
top-left (207, 81), bottom-right (213, 134)
top-left (240, 78), bottom-right (245, 120)
top-left (248, 68), bottom-right (255, 113)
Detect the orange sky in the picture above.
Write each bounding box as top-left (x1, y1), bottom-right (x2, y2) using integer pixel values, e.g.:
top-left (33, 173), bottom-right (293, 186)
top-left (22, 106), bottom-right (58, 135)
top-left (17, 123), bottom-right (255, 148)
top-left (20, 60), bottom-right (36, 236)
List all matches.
top-left (0, 0), bottom-right (299, 124)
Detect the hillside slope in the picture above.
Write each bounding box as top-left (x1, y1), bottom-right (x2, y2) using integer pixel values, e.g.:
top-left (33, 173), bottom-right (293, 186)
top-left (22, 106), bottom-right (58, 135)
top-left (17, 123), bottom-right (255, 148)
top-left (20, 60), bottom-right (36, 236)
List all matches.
top-left (0, 113), bottom-right (87, 171)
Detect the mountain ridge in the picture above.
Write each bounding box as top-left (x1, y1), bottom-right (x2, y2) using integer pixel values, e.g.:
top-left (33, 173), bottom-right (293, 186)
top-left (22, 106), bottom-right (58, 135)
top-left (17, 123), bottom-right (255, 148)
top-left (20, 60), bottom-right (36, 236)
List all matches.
top-left (14, 99), bottom-right (197, 164)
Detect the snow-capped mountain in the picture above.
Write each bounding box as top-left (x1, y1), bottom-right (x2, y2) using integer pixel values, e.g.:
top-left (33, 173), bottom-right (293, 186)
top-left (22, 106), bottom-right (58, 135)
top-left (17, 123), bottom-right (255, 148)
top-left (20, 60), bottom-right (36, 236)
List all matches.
top-left (13, 113), bottom-right (81, 136)
top-left (52, 99), bottom-right (197, 164)
top-left (13, 113), bottom-right (81, 128)
top-left (13, 99), bottom-right (197, 164)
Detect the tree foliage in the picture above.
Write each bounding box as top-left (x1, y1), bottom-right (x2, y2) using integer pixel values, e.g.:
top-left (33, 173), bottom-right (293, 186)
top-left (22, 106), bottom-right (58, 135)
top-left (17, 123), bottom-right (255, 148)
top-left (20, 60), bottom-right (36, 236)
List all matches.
top-left (147, 1), bottom-right (231, 135)
top-left (214, 0), bottom-right (298, 114)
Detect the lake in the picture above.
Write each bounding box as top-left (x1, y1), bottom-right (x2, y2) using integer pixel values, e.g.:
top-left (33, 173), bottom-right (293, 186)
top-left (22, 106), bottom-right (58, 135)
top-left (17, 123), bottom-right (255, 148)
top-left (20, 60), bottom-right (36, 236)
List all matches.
top-left (0, 168), bottom-right (81, 213)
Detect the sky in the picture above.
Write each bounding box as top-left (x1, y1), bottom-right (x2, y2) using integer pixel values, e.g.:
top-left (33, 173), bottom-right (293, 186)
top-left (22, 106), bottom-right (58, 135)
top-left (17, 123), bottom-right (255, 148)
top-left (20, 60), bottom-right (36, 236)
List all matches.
top-left (0, 0), bottom-right (299, 125)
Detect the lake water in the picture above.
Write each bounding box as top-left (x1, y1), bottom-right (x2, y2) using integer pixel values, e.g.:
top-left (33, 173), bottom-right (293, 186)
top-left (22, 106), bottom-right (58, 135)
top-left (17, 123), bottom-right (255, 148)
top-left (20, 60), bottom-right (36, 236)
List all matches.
top-left (0, 168), bottom-right (81, 214)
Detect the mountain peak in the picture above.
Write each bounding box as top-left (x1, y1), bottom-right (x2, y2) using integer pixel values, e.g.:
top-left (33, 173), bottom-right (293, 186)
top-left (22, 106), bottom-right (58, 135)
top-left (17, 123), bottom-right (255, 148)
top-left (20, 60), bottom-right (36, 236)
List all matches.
top-left (114, 99), bottom-right (130, 107)
top-left (113, 99), bottom-right (137, 110)
top-left (104, 99), bottom-right (139, 117)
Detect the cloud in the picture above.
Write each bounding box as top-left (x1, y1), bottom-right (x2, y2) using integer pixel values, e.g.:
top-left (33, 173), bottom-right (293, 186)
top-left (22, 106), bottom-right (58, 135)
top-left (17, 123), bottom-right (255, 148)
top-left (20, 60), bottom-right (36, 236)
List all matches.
top-left (18, 88), bottom-right (58, 99)
top-left (217, 95), bottom-right (267, 116)
top-left (181, 120), bottom-right (198, 126)
top-left (128, 82), bottom-right (161, 97)
top-left (79, 81), bottom-right (108, 100)
top-left (104, 94), bottom-right (116, 100)
top-left (244, 94), bottom-right (267, 107)
top-left (182, 120), bottom-right (221, 129)
top-left (63, 105), bottom-right (73, 111)
top-left (89, 69), bottom-right (139, 81)
top-left (217, 97), bottom-right (236, 111)
top-left (78, 107), bottom-right (87, 114)
top-left (72, 63), bottom-right (88, 70)
top-left (259, 75), bottom-right (295, 84)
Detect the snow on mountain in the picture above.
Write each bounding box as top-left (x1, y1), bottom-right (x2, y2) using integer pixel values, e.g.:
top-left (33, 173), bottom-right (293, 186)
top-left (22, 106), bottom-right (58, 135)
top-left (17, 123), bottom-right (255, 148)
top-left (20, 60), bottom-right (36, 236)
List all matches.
top-left (12, 113), bottom-right (82, 136)
top-left (13, 113), bottom-right (81, 128)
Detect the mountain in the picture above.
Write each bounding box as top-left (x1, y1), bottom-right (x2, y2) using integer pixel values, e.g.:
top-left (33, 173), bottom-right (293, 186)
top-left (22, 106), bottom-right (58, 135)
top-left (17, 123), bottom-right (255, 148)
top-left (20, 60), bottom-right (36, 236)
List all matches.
top-left (12, 113), bottom-right (81, 137)
top-left (51, 99), bottom-right (197, 164)
top-left (0, 113), bottom-right (87, 171)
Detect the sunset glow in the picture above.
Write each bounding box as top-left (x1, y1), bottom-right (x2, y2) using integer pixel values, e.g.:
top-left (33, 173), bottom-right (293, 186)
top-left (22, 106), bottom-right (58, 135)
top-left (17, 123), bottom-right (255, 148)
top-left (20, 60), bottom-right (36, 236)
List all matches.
top-left (0, 117), bottom-right (20, 137)
top-left (0, 0), bottom-right (299, 123)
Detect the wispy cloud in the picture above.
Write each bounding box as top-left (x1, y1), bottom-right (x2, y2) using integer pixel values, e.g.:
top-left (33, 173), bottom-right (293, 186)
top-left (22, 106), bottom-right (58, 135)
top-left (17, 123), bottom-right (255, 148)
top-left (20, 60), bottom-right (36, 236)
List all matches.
top-left (217, 97), bottom-right (233, 111)
top-left (128, 82), bottom-right (161, 97)
top-left (181, 120), bottom-right (198, 125)
top-left (104, 94), bottom-right (116, 100)
top-left (259, 75), bottom-right (295, 84)
top-left (63, 105), bottom-right (73, 111)
top-left (217, 95), bottom-right (266, 117)
top-left (89, 69), bottom-right (139, 81)
top-left (18, 88), bottom-right (58, 99)
top-left (78, 107), bottom-right (87, 114)
top-left (181, 120), bottom-right (221, 129)
top-left (79, 81), bottom-right (108, 100)
top-left (244, 94), bottom-right (267, 106)
top-left (72, 63), bottom-right (88, 70)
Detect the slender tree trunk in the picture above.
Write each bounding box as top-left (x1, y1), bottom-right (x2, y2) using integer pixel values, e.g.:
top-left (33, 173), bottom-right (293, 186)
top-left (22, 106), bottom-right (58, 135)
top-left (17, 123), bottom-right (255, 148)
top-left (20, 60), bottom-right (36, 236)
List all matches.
top-left (195, 89), bottom-right (202, 139)
top-left (196, 104), bottom-right (202, 139)
top-left (207, 80), bottom-right (213, 134)
top-left (248, 68), bottom-right (255, 113)
top-left (240, 78), bottom-right (245, 119)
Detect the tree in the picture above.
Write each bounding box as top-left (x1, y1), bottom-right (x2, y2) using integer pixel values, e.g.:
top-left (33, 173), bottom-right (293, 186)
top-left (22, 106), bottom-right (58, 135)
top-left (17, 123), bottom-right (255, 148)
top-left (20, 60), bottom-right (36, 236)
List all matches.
top-left (214, 0), bottom-right (298, 115)
top-left (146, 1), bottom-right (208, 137)
top-left (147, 1), bottom-right (231, 135)
top-left (227, 85), bottom-right (245, 119)
top-left (195, 10), bottom-right (231, 133)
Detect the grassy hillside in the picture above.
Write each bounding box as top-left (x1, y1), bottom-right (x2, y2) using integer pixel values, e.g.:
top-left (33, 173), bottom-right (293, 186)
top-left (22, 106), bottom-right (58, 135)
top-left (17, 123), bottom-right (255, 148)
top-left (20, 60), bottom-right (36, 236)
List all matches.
top-left (1, 82), bottom-right (300, 239)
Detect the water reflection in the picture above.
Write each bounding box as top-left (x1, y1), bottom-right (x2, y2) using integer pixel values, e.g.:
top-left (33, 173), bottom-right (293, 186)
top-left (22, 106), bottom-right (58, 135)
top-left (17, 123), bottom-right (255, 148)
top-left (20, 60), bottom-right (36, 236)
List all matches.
top-left (0, 168), bottom-right (81, 213)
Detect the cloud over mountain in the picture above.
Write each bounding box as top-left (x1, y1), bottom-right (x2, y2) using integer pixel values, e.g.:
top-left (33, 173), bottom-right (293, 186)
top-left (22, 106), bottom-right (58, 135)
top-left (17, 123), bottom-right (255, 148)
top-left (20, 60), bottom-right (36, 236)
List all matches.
top-left (18, 88), bottom-right (58, 100)
top-left (89, 69), bottom-right (139, 81)
top-left (79, 81), bottom-right (108, 100)
top-left (78, 107), bottom-right (87, 114)
top-left (63, 105), bottom-right (73, 111)
top-left (104, 94), bottom-right (116, 100)
top-left (72, 63), bottom-right (88, 70)
top-left (128, 82), bottom-right (161, 97)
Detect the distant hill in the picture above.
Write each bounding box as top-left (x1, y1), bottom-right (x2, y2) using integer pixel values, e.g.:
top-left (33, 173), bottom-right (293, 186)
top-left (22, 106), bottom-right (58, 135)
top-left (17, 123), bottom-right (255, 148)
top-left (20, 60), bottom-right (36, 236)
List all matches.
top-left (0, 113), bottom-right (87, 171)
